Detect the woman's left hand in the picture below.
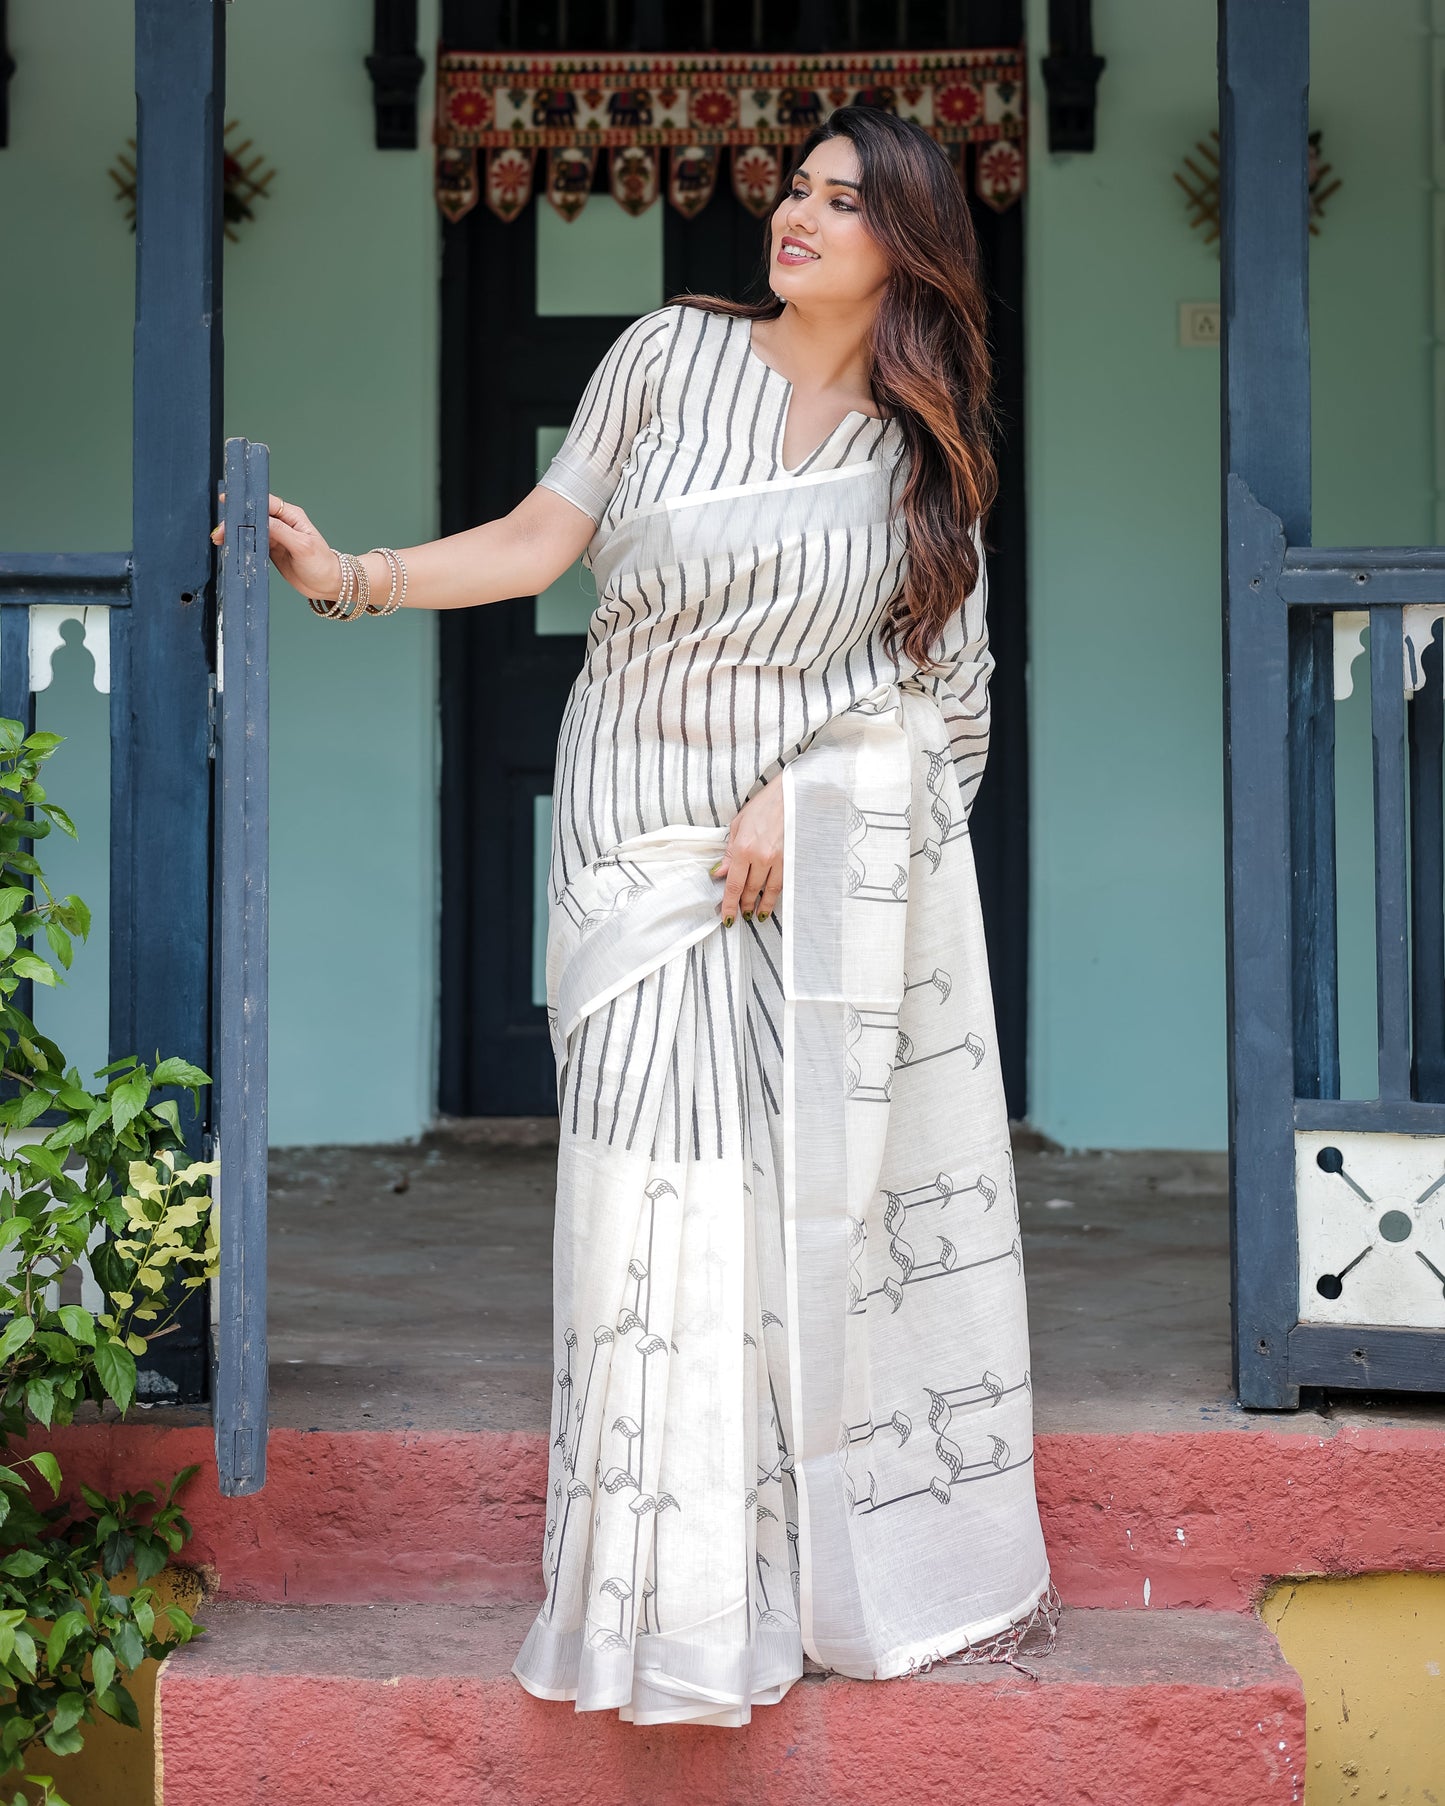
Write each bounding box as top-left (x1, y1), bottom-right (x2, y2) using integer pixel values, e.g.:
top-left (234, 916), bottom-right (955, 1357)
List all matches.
top-left (713, 780), bottom-right (784, 926)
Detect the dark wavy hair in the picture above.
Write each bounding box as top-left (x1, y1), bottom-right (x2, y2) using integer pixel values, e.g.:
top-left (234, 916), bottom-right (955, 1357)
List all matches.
top-left (671, 105), bottom-right (998, 670)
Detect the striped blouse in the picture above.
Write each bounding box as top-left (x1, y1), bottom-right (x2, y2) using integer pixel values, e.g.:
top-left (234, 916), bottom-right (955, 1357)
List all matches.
top-left (536, 301), bottom-right (992, 896)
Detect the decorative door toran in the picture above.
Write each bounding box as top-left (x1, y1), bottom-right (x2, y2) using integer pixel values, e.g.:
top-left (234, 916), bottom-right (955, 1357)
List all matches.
top-left (431, 48), bottom-right (1027, 225)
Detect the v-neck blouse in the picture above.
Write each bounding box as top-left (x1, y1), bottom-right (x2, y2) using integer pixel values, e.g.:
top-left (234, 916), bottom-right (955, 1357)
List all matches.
top-left (539, 303), bottom-right (904, 535)
top-left (535, 302), bottom-right (954, 895)
top-left (742, 317), bottom-right (894, 477)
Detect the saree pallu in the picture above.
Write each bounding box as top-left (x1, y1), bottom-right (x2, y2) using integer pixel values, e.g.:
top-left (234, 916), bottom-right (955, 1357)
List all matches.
top-left (513, 394), bottom-right (1054, 1727)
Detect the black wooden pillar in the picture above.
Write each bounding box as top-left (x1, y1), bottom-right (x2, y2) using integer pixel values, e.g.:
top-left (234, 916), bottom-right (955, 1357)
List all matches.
top-left (113, 0), bottom-right (226, 1398)
top-left (1218, 0), bottom-right (1310, 1410)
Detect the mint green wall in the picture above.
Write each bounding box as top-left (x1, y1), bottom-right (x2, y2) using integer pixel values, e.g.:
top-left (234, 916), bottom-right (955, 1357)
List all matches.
top-left (1022, 0), bottom-right (1433, 1148)
top-left (0, 0), bottom-right (441, 1145)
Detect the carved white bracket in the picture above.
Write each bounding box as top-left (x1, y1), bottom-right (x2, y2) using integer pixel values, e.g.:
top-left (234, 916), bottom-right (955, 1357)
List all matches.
top-left (1332, 605), bottom-right (1445, 701)
top-left (28, 605), bottom-right (110, 695)
top-left (1404, 603), bottom-right (1445, 693)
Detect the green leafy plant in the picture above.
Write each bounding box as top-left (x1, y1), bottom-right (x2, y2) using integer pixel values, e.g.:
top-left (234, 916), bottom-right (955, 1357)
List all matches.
top-left (0, 720), bottom-right (219, 1804)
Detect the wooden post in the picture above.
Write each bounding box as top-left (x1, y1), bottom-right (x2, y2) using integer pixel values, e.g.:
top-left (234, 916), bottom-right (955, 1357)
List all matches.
top-left (1219, 0), bottom-right (1311, 1408)
top-left (117, 0), bottom-right (226, 1400)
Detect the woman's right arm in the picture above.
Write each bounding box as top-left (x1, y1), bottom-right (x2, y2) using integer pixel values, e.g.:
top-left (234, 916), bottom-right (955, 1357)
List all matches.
top-left (211, 483), bottom-right (599, 612)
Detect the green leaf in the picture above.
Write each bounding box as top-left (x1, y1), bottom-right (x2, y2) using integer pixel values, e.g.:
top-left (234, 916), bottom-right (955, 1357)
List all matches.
top-left (0, 1313), bottom-right (35, 1361)
top-left (57, 1306), bottom-right (96, 1346)
top-left (91, 1339), bottom-right (136, 1413)
top-left (14, 1084), bottom-right (52, 1129)
top-left (42, 1723), bottom-right (86, 1758)
top-left (62, 894), bottom-right (91, 940)
top-left (25, 1450), bottom-right (61, 1496)
top-left (45, 1612), bottom-right (87, 1672)
top-left (12, 954), bottom-right (57, 988)
top-left (32, 1331), bottom-right (78, 1362)
top-left (41, 1118), bottom-right (86, 1153)
top-left (0, 890), bottom-right (24, 925)
top-left (96, 1681), bottom-right (140, 1728)
top-left (39, 802), bottom-right (76, 838)
top-left (19, 1143), bottom-right (61, 1180)
top-left (151, 1098), bottom-right (182, 1138)
top-left (165, 1464), bottom-right (201, 1502)
top-left (0, 922), bottom-right (17, 960)
top-left (0, 1549), bottom-right (47, 1577)
top-left (133, 1542), bottom-right (166, 1583)
top-left (43, 923), bottom-right (72, 970)
top-left (150, 1057), bottom-right (211, 1089)
top-left (90, 1643), bottom-right (114, 1696)
top-left (9, 1627), bottom-right (37, 1677)
top-left (101, 1529), bottom-right (135, 1578)
top-left (109, 1073), bottom-right (151, 1135)
top-left (24, 1375), bottom-right (55, 1426)
top-left (111, 1620), bottom-right (144, 1672)
top-left (21, 732), bottom-right (63, 755)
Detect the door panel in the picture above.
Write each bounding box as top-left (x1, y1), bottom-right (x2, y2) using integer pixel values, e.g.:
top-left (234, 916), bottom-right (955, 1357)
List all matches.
top-left (439, 184), bottom-right (666, 1117)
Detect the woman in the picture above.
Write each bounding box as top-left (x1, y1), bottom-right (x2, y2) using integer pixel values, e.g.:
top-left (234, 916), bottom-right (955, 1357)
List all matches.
top-left (239, 106), bottom-right (1057, 1725)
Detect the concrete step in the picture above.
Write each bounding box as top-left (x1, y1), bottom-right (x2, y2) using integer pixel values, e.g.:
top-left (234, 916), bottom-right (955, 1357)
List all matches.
top-left (154, 1602), bottom-right (1305, 1806)
top-left (32, 1417), bottom-right (1445, 1610)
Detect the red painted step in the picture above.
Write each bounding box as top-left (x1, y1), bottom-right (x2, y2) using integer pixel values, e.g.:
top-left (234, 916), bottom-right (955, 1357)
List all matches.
top-left (28, 1418), bottom-right (1445, 1612)
top-left (155, 1601), bottom-right (1305, 1806)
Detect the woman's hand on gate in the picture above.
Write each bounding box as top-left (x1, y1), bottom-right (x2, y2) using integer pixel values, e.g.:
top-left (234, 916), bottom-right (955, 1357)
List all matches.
top-left (211, 493), bottom-right (342, 601)
top-left (713, 780), bottom-right (784, 927)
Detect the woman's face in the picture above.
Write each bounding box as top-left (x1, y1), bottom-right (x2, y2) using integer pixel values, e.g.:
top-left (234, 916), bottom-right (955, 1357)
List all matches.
top-left (769, 135), bottom-right (891, 310)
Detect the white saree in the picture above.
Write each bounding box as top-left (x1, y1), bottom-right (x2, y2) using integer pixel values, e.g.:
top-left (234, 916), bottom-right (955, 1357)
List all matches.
top-left (512, 303), bottom-right (1055, 1726)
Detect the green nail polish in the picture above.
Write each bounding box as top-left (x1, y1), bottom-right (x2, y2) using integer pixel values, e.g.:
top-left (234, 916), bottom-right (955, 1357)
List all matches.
top-left (742, 910), bottom-right (753, 921)
top-left (723, 914), bottom-right (734, 928)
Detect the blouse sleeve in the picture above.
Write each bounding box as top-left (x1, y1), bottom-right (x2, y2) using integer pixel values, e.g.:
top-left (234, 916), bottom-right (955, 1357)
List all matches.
top-left (907, 520), bottom-right (995, 824)
top-left (536, 305), bottom-right (675, 524)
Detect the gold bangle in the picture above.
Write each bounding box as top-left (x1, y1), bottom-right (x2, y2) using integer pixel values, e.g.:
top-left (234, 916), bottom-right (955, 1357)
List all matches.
top-left (366, 547), bottom-right (408, 615)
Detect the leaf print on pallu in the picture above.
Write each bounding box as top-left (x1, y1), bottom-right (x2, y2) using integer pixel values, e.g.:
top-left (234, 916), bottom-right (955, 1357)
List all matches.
top-left (904, 966), bottom-right (952, 1005)
top-left (552, 1327), bottom-right (578, 1453)
top-left (754, 1544), bottom-right (794, 1628)
top-left (545, 1478), bottom-right (594, 1619)
top-left (566, 1325), bottom-right (615, 1475)
top-left (590, 1575), bottom-right (633, 1649)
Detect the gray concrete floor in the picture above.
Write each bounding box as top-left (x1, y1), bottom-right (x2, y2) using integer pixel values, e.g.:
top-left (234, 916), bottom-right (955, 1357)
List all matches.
top-left (238, 1124), bottom-right (1445, 1436)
